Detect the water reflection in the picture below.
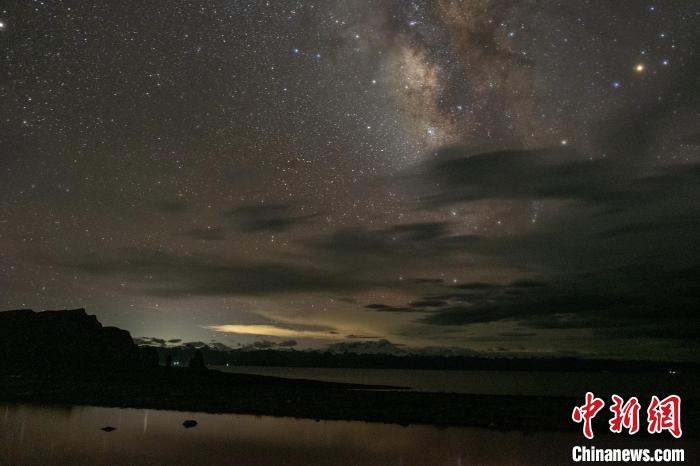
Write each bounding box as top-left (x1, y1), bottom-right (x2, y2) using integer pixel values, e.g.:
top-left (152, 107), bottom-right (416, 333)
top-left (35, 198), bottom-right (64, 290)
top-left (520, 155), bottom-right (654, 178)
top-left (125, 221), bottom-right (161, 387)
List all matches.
top-left (0, 403), bottom-right (695, 465)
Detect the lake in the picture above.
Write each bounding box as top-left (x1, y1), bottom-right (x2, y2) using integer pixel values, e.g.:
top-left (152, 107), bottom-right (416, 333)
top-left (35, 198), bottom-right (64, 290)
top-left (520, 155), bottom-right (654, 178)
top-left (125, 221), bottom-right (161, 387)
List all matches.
top-left (3, 403), bottom-right (695, 465)
top-left (2, 368), bottom-right (697, 464)
top-left (212, 365), bottom-right (699, 397)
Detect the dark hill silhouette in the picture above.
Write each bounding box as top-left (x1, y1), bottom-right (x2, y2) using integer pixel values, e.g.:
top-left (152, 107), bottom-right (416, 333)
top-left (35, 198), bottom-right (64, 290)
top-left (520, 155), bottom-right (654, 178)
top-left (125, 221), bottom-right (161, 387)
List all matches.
top-left (0, 308), bottom-right (157, 373)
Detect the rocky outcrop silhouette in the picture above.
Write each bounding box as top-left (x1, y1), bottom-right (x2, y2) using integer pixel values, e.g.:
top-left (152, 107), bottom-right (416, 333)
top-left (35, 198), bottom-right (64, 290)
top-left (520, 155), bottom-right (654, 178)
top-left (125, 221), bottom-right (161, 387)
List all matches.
top-left (0, 308), bottom-right (158, 373)
top-left (188, 349), bottom-right (206, 370)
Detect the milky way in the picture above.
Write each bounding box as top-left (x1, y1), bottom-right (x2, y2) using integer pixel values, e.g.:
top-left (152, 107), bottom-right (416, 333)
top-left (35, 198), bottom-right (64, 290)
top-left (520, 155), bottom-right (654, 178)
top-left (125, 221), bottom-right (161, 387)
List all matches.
top-left (1, 1), bottom-right (698, 359)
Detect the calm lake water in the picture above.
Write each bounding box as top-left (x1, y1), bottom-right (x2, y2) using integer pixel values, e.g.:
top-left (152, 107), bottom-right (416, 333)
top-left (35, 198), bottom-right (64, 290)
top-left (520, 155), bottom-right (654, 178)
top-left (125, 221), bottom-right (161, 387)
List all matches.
top-left (213, 366), bottom-right (699, 397)
top-left (3, 403), bottom-right (695, 465)
top-left (2, 369), bottom-right (697, 464)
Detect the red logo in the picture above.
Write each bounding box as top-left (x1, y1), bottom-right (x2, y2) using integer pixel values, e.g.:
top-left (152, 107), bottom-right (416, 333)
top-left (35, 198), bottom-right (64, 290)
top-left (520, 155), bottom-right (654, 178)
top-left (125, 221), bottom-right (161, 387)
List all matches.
top-left (573, 393), bottom-right (682, 439)
top-left (647, 395), bottom-right (682, 438)
top-left (572, 392), bottom-right (605, 439)
top-left (609, 395), bottom-right (641, 435)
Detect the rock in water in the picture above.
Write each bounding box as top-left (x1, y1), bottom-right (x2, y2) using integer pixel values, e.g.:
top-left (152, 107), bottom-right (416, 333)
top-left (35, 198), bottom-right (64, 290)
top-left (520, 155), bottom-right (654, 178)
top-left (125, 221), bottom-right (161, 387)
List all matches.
top-left (182, 420), bottom-right (198, 428)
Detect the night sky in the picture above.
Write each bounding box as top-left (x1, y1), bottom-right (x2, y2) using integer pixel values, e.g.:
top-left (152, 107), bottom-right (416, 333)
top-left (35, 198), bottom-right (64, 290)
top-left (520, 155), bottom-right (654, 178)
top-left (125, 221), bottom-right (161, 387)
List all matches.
top-left (1, 1), bottom-right (698, 360)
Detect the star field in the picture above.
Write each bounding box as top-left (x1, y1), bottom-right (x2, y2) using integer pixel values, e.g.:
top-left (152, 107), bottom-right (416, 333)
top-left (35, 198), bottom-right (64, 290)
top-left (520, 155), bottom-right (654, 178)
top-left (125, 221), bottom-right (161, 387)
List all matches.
top-left (1, 1), bottom-right (698, 359)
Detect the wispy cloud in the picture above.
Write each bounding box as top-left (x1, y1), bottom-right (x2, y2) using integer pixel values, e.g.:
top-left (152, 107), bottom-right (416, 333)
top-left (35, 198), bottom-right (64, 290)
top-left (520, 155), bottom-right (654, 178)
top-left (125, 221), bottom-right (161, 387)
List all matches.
top-left (205, 324), bottom-right (343, 340)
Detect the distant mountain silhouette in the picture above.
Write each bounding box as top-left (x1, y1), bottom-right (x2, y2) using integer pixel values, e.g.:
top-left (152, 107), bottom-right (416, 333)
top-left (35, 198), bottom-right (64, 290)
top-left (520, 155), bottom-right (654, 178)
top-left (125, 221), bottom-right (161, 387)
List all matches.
top-left (326, 339), bottom-right (408, 356)
top-left (151, 344), bottom-right (699, 373)
top-left (0, 309), bottom-right (158, 373)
